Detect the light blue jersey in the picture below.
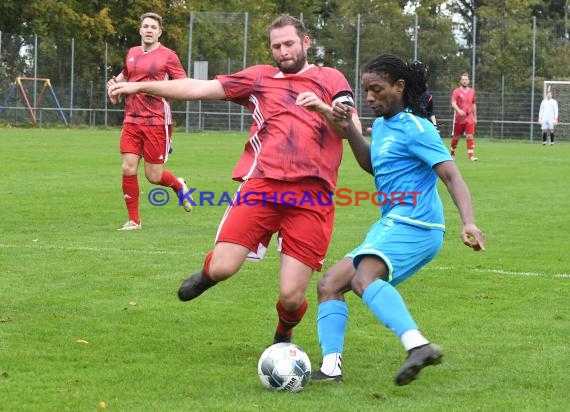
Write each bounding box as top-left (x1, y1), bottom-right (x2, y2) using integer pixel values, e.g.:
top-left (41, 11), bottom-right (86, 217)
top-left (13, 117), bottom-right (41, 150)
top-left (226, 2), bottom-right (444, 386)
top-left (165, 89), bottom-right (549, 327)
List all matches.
top-left (370, 110), bottom-right (452, 231)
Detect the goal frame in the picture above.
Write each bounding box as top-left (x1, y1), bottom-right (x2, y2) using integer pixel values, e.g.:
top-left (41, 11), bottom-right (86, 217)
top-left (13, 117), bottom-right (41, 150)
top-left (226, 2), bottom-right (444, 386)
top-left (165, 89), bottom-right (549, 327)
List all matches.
top-left (543, 80), bottom-right (570, 98)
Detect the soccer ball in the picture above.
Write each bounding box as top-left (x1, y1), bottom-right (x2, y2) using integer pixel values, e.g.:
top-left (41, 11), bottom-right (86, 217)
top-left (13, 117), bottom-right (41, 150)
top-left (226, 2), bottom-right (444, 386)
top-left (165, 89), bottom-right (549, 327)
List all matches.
top-left (258, 342), bottom-right (312, 392)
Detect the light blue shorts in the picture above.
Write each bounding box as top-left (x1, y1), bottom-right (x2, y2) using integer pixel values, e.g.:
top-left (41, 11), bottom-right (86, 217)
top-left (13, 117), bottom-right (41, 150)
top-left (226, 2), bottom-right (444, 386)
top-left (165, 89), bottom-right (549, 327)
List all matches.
top-left (346, 218), bottom-right (444, 286)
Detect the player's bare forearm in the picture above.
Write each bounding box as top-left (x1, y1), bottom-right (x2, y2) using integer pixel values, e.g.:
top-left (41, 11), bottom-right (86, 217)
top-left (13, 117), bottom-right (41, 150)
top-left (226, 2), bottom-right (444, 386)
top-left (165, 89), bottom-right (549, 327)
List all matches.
top-left (435, 161), bottom-right (485, 251)
top-left (295, 91), bottom-right (361, 140)
top-left (110, 78), bottom-right (226, 101)
top-left (345, 121), bottom-right (372, 175)
top-left (447, 178), bottom-right (475, 225)
top-left (107, 73), bottom-right (126, 104)
top-left (322, 105), bottom-right (362, 140)
top-left (435, 161), bottom-right (474, 224)
top-left (452, 102), bottom-right (465, 116)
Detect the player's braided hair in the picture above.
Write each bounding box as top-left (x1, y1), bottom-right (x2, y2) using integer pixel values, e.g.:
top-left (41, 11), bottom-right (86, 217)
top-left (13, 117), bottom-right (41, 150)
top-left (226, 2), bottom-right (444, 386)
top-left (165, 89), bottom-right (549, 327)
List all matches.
top-left (363, 54), bottom-right (430, 119)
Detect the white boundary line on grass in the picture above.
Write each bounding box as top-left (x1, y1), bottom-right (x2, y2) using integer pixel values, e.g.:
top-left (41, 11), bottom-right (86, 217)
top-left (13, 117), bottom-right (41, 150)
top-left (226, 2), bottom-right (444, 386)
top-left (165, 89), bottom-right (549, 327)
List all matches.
top-left (2, 243), bottom-right (569, 278)
top-left (433, 265), bottom-right (569, 279)
top-left (0, 243), bottom-right (178, 256)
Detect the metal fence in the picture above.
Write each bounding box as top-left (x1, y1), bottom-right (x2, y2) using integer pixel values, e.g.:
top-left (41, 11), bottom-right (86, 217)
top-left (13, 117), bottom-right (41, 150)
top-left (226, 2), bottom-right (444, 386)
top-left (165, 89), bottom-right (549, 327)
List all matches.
top-left (0, 11), bottom-right (568, 141)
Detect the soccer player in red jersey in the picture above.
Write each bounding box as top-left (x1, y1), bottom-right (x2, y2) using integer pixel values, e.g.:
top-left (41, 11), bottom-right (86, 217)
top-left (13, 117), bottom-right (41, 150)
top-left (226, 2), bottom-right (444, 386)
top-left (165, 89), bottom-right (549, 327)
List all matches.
top-left (110, 14), bottom-right (359, 344)
top-left (107, 12), bottom-right (193, 231)
top-left (450, 73), bottom-right (478, 161)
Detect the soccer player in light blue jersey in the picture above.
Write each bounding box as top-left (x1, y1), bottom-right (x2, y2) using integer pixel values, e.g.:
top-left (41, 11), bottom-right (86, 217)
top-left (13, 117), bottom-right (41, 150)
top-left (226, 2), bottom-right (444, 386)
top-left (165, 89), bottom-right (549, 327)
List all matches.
top-left (311, 54), bottom-right (486, 386)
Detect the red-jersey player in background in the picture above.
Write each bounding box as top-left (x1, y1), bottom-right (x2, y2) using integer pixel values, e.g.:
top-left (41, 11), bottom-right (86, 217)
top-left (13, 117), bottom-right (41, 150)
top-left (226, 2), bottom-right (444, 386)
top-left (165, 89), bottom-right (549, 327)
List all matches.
top-left (450, 72), bottom-right (478, 161)
top-left (107, 12), bottom-right (193, 231)
top-left (110, 14), bottom-right (360, 344)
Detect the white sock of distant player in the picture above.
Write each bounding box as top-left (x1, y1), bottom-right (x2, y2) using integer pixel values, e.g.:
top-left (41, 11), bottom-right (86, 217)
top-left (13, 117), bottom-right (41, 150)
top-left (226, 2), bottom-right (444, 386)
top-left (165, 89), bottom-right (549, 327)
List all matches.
top-left (400, 329), bottom-right (430, 351)
top-left (320, 352), bottom-right (342, 376)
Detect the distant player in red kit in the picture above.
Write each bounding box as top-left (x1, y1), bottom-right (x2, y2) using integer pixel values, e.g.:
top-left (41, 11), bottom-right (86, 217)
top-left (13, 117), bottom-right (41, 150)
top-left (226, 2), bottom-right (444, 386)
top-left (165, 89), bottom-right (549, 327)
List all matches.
top-left (450, 73), bottom-right (478, 161)
top-left (107, 12), bottom-right (193, 231)
top-left (110, 14), bottom-right (360, 344)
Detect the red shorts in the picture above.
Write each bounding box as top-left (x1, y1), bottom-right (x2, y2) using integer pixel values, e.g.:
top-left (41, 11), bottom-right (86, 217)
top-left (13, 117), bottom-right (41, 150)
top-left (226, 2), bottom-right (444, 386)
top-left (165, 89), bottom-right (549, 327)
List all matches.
top-left (216, 178), bottom-right (335, 271)
top-left (453, 121), bottom-right (475, 137)
top-left (120, 123), bottom-right (172, 164)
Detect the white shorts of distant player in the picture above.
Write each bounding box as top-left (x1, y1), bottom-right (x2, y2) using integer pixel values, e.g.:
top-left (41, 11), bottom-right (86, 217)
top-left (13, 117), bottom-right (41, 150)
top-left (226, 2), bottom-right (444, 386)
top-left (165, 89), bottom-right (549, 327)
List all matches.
top-left (541, 119), bottom-right (555, 131)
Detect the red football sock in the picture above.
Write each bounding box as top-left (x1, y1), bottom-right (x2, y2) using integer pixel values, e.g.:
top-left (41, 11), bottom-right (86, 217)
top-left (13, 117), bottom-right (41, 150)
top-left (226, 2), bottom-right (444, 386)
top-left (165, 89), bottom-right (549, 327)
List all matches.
top-left (122, 174), bottom-right (140, 224)
top-left (202, 250), bottom-right (214, 278)
top-left (467, 139), bottom-right (475, 158)
top-left (450, 136), bottom-right (459, 150)
top-left (159, 170), bottom-right (182, 192)
top-left (275, 299), bottom-right (308, 335)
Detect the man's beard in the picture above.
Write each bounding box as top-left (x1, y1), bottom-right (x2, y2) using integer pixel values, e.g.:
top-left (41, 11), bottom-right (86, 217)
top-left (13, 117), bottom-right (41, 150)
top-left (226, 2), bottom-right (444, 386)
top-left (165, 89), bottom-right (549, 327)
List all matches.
top-left (277, 53), bottom-right (307, 74)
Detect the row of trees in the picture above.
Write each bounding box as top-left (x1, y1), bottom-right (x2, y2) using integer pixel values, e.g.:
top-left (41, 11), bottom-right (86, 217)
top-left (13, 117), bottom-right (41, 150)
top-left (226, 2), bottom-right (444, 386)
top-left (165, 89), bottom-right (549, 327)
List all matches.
top-left (0, 0), bottom-right (568, 97)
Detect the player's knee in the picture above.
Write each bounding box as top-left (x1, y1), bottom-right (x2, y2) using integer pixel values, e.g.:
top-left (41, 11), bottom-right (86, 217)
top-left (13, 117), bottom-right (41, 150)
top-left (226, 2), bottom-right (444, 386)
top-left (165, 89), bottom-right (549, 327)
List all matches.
top-left (350, 275), bottom-right (367, 297)
top-left (145, 173), bottom-right (161, 184)
top-left (208, 257), bottom-right (241, 280)
top-left (351, 272), bottom-right (384, 297)
top-left (122, 164), bottom-right (137, 176)
top-left (278, 291), bottom-right (306, 311)
top-left (316, 274), bottom-right (337, 299)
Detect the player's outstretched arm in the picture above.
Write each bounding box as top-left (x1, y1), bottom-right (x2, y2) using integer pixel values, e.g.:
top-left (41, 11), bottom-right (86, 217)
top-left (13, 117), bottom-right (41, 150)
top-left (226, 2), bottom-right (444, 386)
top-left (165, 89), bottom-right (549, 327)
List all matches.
top-left (109, 78), bottom-right (226, 101)
top-left (434, 160), bottom-right (485, 251)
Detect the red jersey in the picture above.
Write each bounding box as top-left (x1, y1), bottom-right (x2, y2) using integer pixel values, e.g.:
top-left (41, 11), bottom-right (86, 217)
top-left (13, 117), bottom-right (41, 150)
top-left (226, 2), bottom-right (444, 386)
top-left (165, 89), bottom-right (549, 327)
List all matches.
top-left (121, 44), bottom-right (187, 125)
top-left (452, 87), bottom-right (476, 125)
top-left (216, 65), bottom-right (354, 191)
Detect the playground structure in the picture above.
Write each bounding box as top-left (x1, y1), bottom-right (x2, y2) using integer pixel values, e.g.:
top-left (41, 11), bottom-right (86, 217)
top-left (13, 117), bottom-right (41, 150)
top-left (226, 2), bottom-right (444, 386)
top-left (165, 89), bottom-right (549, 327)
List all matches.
top-left (1, 77), bottom-right (68, 126)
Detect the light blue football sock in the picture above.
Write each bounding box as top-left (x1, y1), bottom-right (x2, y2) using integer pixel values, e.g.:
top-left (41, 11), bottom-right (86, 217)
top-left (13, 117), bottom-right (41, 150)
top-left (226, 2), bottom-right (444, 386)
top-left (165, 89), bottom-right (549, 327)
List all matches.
top-left (317, 300), bottom-right (348, 355)
top-left (361, 279), bottom-right (417, 337)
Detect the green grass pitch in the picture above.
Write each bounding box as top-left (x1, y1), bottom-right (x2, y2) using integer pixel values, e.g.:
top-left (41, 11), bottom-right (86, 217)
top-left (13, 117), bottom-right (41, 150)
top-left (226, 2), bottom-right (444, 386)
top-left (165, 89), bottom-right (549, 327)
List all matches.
top-left (0, 128), bottom-right (569, 411)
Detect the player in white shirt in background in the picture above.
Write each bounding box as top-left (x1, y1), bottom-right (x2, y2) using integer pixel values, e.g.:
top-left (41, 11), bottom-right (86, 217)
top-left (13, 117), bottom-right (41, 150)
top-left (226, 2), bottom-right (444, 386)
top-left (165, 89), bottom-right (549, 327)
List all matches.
top-left (538, 90), bottom-right (559, 146)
